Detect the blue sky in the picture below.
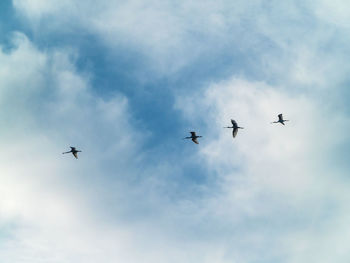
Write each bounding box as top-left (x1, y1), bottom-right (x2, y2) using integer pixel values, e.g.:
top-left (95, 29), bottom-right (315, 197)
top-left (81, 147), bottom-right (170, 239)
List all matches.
top-left (1, 0), bottom-right (350, 262)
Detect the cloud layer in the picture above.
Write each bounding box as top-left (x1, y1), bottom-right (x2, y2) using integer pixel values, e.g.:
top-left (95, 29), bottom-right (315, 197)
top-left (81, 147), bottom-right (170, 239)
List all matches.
top-left (0, 1), bottom-right (350, 262)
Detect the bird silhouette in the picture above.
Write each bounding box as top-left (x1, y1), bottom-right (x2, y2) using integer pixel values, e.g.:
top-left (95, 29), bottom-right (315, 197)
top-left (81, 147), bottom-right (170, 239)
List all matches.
top-left (183, 131), bottom-right (202, 144)
top-left (271, 114), bottom-right (289, 125)
top-left (62, 147), bottom-right (81, 159)
top-left (224, 119), bottom-right (244, 138)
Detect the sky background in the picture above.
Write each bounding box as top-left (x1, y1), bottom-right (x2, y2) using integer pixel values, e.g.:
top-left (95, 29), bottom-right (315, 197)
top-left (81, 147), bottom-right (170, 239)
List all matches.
top-left (1, 0), bottom-right (350, 262)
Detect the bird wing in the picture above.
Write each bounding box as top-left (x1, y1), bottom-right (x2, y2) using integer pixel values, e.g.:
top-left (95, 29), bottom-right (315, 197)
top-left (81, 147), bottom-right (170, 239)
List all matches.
top-left (190, 131), bottom-right (196, 137)
top-left (192, 138), bottom-right (199, 144)
top-left (73, 152), bottom-right (78, 159)
top-left (231, 119), bottom-right (238, 128)
top-left (232, 128), bottom-right (238, 138)
top-left (278, 114), bottom-right (283, 121)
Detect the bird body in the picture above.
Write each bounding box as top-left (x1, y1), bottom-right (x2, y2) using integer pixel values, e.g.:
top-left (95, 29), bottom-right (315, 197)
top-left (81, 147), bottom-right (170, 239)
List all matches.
top-left (62, 146), bottom-right (81, 159)
top-left (271, 114), bottom-right (289, 125)
top-left (184, 131), bottom-right (202, 144)
top-left (224, 119), bottom-right (244, 138)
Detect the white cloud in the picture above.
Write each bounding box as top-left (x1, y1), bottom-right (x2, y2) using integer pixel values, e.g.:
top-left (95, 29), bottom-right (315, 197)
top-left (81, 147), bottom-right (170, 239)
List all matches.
top-left (12, 0), bottom-right (263, 74)
top-left (175, 76), bottom-right (350, 262)
top-left (0, 33), bottom-right (144, 262)
top-left (311, 0), bottom-right (350, 27)
top-left (12, 0), bottom-right (350, 87)
top-left (0, 31), bottom-right (250, 263)
top-left (5, 1), bottom-right (350, 262)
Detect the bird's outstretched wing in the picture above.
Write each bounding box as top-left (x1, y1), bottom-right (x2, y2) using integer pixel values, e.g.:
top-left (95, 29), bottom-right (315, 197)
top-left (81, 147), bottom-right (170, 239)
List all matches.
top-left (190, 131), bottom-right (196, 137)
top-left (192, 138), bottom-right (199, 144)
top-left (278, 114), bottom-right (283, 121)
top-left (73, 152), bottom-right (78, 159)
top-left (231, 119), bottom-right (238, 128)
top-left (232, 128), bottom-right (238, 138)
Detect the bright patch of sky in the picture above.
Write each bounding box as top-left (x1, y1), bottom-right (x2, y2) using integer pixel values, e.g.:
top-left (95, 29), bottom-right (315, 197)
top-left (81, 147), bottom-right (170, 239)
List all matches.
top-left (1, 0), bottom-right (350, 262)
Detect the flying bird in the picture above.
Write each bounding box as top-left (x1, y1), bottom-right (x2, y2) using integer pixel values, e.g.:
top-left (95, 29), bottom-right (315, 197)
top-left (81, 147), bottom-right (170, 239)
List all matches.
top-left (224, 119), bottom-right (244, 138)
top-left (62, 147), bottom-right (81, 159)
top-left (271, 114), bottom-right (289, 125)
top-left (183, 131), bottom-right (202, 144)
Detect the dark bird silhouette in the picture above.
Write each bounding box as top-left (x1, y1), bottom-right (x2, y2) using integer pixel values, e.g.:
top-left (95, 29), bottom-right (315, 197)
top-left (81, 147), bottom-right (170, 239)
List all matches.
top-left (62, 147), bottom-right (81, 159)
top-left (271, 114), bottom-right (289, 125)
top-left (183, 131), bottom-right (202, 144)
top-left (224, 119), bottom-right (244, 138)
